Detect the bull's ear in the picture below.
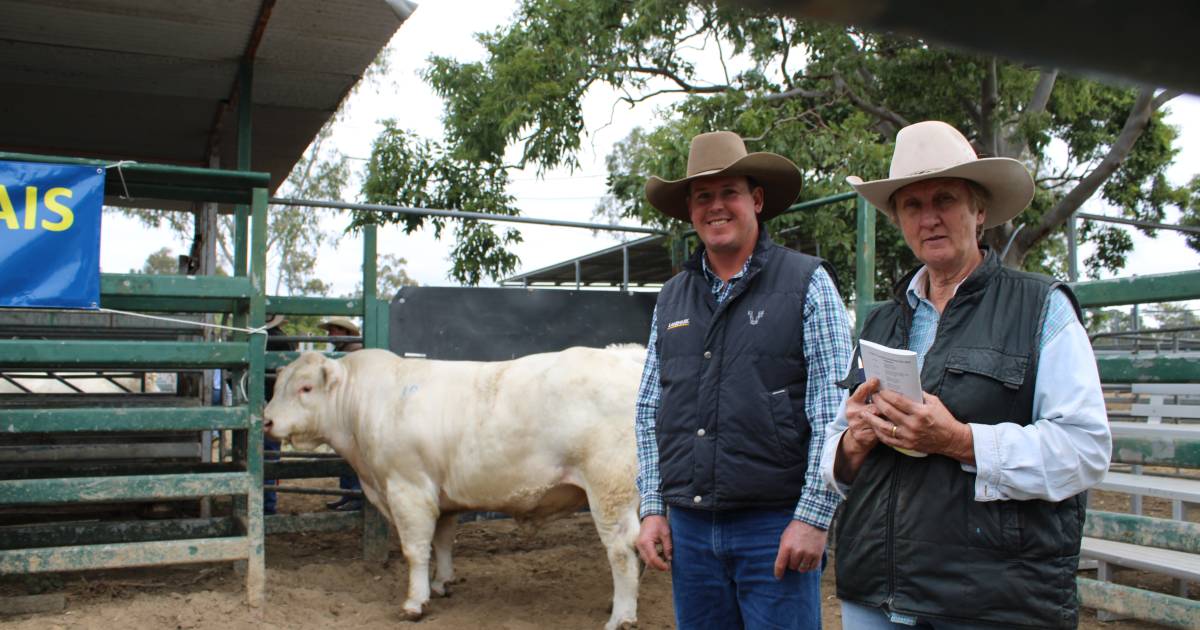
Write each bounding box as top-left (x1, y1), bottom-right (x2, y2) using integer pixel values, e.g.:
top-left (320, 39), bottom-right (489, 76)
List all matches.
top-left (320, 357), bottom-right (345, 390)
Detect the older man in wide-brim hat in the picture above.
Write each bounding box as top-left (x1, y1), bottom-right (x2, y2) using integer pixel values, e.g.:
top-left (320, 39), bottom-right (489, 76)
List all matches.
top-left (820, 121), bottom-right (1111, 628)
top-left (632, 131), bottom-right (852, 629)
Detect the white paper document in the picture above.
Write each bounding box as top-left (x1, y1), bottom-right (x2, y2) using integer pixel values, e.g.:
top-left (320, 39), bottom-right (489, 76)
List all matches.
top-left (858, 339), bottom-right (927, 457)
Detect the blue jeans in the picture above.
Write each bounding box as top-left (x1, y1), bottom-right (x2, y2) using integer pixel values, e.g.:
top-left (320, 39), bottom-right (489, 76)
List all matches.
top-left (840, 601), bottom-right (1006, 629)
top-left (669, 506), bottom-right (823, 630)
top-left (263, 438), bottom-right (281, 514)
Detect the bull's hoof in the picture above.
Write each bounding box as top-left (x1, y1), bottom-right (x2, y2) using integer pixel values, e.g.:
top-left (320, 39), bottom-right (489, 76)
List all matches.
top-left (605, 619), bottom-right (637, 630)
top-left (400, 602), bottom-right (426, 622)
top-left (430, 582), bottom-right (451, 598)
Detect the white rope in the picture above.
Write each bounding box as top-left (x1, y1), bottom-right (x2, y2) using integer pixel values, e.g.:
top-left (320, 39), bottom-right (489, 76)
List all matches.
top-left (97, 307), bottom-right (269, 335)
top-left (104, 160), bottom-right (137, 200)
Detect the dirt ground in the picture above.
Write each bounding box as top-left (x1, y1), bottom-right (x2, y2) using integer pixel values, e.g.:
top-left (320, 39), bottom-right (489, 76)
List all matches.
top-left (0, 476), bottom-right (1171, 630)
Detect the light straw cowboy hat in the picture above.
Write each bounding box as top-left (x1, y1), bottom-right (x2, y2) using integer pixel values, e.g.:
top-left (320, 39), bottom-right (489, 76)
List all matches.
top-left (318, 316), bottom-right (361, 337)
top-left (644, 131), bottom-right (803, 222)
top-left (846, 120), bottom-right (1035, 229)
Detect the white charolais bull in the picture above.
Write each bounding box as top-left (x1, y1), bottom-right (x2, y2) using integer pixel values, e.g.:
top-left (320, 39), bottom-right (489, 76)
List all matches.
top-left (264, 346), bottom-right (644, 629)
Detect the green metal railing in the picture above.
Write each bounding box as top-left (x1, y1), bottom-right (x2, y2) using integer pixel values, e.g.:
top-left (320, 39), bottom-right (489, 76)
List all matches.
top-left (0, 156), bottom-right (269, 605)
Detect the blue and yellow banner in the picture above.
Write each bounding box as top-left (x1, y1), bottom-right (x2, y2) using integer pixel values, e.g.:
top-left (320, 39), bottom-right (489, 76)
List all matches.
top-left (0, 161), bottom-right (104, 309)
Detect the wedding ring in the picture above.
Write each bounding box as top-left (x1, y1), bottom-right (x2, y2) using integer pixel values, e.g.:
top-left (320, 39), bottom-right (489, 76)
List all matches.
top-left (891, 424), bottom-right (898, 438)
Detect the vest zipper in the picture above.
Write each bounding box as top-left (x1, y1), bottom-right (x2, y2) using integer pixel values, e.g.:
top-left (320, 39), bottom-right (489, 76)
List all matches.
top-left (886, 454), bottom-right (900, 610)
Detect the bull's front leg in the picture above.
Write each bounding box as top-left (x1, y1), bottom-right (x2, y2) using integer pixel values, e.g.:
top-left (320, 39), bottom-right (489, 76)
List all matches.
top-left (386, 482), bottom-right (439, 620)
top-left (430, 513), bottom-right (457, 597)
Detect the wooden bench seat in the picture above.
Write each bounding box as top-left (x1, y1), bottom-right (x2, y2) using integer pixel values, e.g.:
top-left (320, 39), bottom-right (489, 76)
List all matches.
top-left (1081, 536), bottom-right (1200, 583)
top-left (1097, 470), bottom-right (1200, 504)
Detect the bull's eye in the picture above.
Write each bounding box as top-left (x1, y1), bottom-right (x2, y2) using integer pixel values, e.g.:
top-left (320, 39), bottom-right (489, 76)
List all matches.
top-left (300, 385), bottom-right (313, 394)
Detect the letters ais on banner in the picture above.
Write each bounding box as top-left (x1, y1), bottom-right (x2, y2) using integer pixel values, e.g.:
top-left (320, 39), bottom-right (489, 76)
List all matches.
top-left (0, 160), bottom-right (104, 309)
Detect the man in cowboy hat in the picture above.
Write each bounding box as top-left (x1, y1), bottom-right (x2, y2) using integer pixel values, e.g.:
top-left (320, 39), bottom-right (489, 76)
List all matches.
top-left (822, 120), bottom-right (1110, 628)
top-left (633, 130), bottom-right (852, 629)
top-left (318, 316), bottom-right (365, 510)
top-left (319, 316), bottom-right (364, 353)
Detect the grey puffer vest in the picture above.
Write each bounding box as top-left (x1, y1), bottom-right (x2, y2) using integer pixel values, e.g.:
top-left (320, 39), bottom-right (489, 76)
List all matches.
top-left (836, 250), bottom-right (1085, 629)
top-left (654, 230), bottom-right (832, 511)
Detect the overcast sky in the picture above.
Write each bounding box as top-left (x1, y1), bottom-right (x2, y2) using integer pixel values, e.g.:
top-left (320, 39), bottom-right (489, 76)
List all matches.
top-left (100, 0), bottom-right (1200, 297)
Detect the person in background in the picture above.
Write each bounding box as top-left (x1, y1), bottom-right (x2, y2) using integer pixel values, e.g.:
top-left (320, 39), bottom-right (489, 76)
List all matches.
top-left (263, 314), bottom-right (296, 515)
top-left (318, 316), bottom-right (365, 510)
top-left (823, 120), bottom-right (1111, 628)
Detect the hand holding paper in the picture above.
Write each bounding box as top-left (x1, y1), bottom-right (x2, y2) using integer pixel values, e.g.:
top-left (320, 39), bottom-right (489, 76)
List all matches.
top-left (857, 339), bottom-right (928, 457)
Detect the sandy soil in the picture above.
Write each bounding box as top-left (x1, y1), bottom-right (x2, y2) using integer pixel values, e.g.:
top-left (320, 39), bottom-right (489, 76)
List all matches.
top-left (0, 481), bottom-right (1167, 630)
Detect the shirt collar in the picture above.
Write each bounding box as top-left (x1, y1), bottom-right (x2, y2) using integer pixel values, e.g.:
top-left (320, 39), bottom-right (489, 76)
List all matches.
top-left (905, 265), bottom-right (969, 309)
top-left (701, 253), bottom-right (753, 286)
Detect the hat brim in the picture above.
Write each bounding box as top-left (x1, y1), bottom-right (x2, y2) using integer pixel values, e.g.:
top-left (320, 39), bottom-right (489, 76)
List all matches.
top-left (644, 152), bottom-right (803, 222)
top-left (318, 318), bottom-right (361, 337)
top-left (846, 157), bottom-right (1034, 229)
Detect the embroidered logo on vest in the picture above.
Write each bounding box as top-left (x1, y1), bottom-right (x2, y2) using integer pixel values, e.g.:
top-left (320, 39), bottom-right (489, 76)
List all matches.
top-left (667, 318), bottom-right (690, 330)
top-left (747, 310), bottom-right (765, 326)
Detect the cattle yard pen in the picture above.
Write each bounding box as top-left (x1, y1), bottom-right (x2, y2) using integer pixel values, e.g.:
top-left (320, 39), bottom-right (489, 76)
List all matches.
top-left (0, 153), bottom-right (271, 604)
top-left (1, 152), bottom-right (1198, 627)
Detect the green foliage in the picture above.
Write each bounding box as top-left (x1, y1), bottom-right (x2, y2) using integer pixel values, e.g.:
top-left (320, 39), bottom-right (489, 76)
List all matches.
top-left (136, 247), bottom-right (179, 275)
top-left (359, 122), bottom-right (522, 284)
top-left (366, 0), bottom-right (1192, 296)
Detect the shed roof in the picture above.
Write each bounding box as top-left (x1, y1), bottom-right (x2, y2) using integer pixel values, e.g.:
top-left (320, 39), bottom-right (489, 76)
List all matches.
top-left (0, 0), bottom-right (404, 202)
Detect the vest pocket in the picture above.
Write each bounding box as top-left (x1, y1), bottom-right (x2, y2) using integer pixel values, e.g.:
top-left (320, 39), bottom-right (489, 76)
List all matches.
top-left (940, 348), bottom-right (1029, 424)
top-left (965, 489), bottom-right (1022, 552)
top-left (764, 387), bottom-right (810, 464)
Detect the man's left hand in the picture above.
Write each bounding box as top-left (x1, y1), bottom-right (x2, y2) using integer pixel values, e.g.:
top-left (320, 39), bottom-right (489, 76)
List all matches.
top-left (773, 520), bottom-right (827, 579)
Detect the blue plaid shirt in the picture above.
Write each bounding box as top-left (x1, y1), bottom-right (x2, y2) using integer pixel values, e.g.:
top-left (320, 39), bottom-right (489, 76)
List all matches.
top-left (634, 253), bottom-right (852, 529)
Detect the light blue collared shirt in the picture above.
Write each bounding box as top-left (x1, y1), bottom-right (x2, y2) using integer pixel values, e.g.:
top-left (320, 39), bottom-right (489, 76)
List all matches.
top-left (820, 266), bottom-right (1112, 502)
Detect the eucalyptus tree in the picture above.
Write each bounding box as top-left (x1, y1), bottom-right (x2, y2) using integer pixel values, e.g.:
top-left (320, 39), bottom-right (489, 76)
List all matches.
top-left (363, 0), bottom-right (1194, 295)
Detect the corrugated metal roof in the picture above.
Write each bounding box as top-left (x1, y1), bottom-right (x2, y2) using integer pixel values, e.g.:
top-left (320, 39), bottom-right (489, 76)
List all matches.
top-left (0, 0), bottom-right (402, 201)
top-left (504, 234), bottom-right (679, 288)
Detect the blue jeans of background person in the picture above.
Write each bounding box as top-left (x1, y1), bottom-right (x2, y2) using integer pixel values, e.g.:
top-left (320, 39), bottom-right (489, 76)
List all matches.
top-left (668, 506), bottom-right (823, 630)
top-left (840, 601), bottom-right (1009, 629)
top-left (263, 438), bottom-right (281, 515)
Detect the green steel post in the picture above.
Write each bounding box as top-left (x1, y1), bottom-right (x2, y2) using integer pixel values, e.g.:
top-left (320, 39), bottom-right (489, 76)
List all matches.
top-left (359, 223), bottom-right (389, 561)
top-left (362, 503), bottom-right (391, 565)
top-left (233, 59), bottom-right (253, 280)
top-left (854, 195), bottom-right (876, 336)
top-left (363, 223), bottom-right (379, 347)
top-left (376, 299), bottom-right (390, 351)
top-left (246, 186), bottom-right (267, 606)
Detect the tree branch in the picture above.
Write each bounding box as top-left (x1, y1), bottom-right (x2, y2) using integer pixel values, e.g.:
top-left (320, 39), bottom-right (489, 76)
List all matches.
top-left (1153, 89), bottom-right (1183, 110)
top-left (618, 87), bottom-right (693, 106)
top-left (977, 57), bottom-right (1000, 156)
top-left (778, 18), bottom-right (793, 89)
top-left (609, 65), bottom-right (729, 93)
top-left (1015, 87), bottom-right (1157, 254)
top-left (764, 85), bottom-right (828, 101)
top-left (1027, 68), bottom-right (1058, 115)
top-left (833, 72), bottom-right (910, 137)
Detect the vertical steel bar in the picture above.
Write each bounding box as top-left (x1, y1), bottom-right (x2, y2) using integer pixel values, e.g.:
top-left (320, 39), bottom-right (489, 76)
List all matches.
top-left (236, 58), bottom-right (263, 607)
top-left (622, 246), bottom-right (630, 292)
top-left (363, 224), bottom-right (378, 345)
top-left (855, 195), bottom-right (876, 336)
top-left (233, 60), bottom-right (253, 280)
top-left (575, 260), bottom-right (581, 290)
top-left (245, 185), bottom-right (267, 607)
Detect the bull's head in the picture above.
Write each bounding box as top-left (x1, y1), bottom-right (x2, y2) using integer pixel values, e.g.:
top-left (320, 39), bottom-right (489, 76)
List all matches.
top-left (263, 351), bottom-right (345, 451)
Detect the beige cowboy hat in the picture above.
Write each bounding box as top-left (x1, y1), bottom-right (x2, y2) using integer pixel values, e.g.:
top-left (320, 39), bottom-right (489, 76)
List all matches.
top-left (846, 120), bottom-right (1035, 229)
top-left (318, 316), bottom-right (361, 337)
top-left (644, 131), bottom-right (803, 222)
